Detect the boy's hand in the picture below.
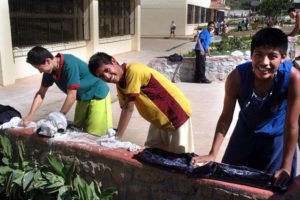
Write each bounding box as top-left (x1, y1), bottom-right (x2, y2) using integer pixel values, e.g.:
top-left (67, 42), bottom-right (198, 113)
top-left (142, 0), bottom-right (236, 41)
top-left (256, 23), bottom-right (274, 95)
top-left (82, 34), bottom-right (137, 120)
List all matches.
top-left (19, 115), bottom-right (34, 126)
top-left (191, 154), bottom-right (215, 166)
top-left (272, 169), bottom-right (291, 192)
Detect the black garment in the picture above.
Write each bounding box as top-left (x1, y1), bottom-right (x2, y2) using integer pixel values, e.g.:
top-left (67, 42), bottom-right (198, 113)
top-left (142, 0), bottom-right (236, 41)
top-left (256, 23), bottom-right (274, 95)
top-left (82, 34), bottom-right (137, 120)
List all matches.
top-left (0, 105), bottom-right (21, 125)
top-left (194, 50), bottom-right (207, 82)
top-left (134, 148), bottom-right (290, 192)
top-left (134, 148), bottom-right (195, 172)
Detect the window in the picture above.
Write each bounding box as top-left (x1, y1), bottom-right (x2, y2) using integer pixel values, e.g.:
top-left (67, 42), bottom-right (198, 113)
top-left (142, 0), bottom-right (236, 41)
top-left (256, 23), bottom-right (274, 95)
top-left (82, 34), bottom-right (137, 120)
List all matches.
top-left (201, 7), bottom-right (206, 23)
top-left (206, 9), bottom-right (212, 22)
top-left (9, 0), bottom-right (90, 47)
top-left (195, 6), bottom-right (200, 24)
top-left (99, 0), bottom-right (134, 38)
top-left (187, 4), bottom-right (194, 24)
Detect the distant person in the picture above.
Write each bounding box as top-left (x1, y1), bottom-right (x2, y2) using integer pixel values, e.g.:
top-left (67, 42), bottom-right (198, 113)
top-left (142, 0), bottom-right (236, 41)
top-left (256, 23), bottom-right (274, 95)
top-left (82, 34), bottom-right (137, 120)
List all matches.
top-left (194, 21), bottom-right (215, 83)
top-left (223, 24), bottom-right (229, 35)
top-left (237, 21), bottom-right (243, 31)
top-left (287, 8), bottom-right (300, 37)
top-left (88, 52), bottom-right (194, 153)
top-left (22, 46), bottom-right (113, 136)
top-left (244, 17), bottom-right (249, 31)
top-left (170, 21), bottom-right (176, 39)
top-left (219, 20), bottom-right (225, 33)
top-left (192, 28), bottom-right (299, 180)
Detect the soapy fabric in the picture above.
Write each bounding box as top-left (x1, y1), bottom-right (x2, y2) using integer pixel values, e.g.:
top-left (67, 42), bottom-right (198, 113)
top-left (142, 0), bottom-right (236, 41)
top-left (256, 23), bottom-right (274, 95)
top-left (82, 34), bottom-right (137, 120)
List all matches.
top-left (134, 148), bottom-right (290, 192)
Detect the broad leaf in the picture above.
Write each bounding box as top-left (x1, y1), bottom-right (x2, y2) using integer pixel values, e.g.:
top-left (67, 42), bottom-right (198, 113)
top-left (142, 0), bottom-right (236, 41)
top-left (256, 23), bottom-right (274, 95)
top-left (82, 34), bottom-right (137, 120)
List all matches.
top-left (22, 170), bottom-right (34, 191)
top-left (0, 135), bottom-right (12, 160)
top-left (47, 155), bottom-right (64, 178)
top-left (57, 185), bottom-right (72, 200)
top-left (74, 175), bottom-right (93, 200)
top-left (62, 162), bottom-right (75, 185)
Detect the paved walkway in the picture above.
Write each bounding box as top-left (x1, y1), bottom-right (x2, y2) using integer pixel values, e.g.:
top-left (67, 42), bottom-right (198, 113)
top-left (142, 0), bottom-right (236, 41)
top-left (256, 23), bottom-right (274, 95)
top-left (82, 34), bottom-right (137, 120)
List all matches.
top-left (0, 37), bottom-right (299, 173)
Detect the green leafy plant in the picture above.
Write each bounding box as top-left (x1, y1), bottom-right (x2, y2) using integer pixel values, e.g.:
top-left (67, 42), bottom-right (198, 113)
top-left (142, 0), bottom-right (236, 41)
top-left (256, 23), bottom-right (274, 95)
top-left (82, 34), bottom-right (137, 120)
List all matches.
top-left (0, 132), bottom-right (117, 200)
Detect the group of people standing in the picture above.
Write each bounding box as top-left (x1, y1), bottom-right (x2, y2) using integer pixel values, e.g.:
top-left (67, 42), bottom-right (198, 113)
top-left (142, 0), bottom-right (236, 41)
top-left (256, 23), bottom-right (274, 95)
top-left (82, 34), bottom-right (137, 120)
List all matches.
top-left (20, 19), bottom-right (300, 186)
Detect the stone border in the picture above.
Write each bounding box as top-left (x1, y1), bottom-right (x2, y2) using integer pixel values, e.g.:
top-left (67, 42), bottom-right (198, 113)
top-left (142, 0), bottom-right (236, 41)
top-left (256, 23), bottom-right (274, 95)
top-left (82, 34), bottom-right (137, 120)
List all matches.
top-left (4, 128), bottom-right (300, 200)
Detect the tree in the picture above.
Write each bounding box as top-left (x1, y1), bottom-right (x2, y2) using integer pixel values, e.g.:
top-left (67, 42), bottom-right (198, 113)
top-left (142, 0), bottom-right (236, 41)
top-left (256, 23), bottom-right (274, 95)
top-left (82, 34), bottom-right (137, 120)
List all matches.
top-left (258, 0), bottom-right (293, 26)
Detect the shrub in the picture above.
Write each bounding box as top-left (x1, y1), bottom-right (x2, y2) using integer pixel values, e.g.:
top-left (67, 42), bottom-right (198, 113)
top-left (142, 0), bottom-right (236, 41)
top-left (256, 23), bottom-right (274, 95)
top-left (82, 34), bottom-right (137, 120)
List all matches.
top-left (183, 35), bottom-right (251, 57)
top-left (0, 132), bottom-right (117, 200)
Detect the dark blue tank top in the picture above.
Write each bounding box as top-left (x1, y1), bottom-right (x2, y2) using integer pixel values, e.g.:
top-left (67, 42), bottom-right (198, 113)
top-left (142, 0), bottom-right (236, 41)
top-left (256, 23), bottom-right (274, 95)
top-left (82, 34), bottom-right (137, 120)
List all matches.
top-left (237, 61), bottom-right (292, 135)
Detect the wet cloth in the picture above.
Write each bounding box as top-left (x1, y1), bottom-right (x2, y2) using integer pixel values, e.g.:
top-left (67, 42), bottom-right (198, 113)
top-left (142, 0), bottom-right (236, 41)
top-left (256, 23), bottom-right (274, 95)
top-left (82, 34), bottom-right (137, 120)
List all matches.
top-left (133, 148), bottom-right (290, 192)
top-left (0, 117), bottom-right (36, 129)
top-left (97, 131), bottom-right (141, 152)
top-left (97, 136), bottom-right (141, 152)
top-left (35, 112), bottom-right (68, 137)
top-left (134, 147), bottom-right (195, 172)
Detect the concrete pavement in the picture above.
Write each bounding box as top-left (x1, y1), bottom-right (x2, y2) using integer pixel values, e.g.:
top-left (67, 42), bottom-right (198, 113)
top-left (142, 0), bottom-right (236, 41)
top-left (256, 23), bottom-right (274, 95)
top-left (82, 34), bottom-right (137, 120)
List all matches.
top-left (0, 37), bottom-right (299, 173)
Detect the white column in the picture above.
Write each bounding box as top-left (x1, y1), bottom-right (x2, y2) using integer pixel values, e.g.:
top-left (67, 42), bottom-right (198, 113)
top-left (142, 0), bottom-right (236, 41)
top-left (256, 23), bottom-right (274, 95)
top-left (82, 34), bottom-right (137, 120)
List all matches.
top-left (132, 0), bottom-right (141, 51)
top-left (0, 0), bottom-right (15, 86)
top-left (86, 0), bottom-right (99, 60)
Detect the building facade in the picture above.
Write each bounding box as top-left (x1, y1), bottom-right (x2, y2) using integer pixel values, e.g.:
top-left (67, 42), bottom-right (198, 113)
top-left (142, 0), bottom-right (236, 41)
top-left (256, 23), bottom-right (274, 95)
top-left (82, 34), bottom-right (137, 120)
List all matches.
top-left (140, 0), bottom-right (229, 37)
top-left (0, 0), bottom-right (141, 86)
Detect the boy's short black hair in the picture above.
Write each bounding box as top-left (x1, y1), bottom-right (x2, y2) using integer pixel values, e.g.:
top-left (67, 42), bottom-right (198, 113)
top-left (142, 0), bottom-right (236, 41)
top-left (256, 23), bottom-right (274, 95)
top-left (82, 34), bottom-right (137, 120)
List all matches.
top-left (26, 46), bottom-right (53, 65)
top-left (288, 8), bottom-right (295, 14)
top-left (207, 21), bottom-right (215, 27)
top-left (251, 28), bottom-right (288, 55)
top-left (88, 52), bottom-right (113, 76)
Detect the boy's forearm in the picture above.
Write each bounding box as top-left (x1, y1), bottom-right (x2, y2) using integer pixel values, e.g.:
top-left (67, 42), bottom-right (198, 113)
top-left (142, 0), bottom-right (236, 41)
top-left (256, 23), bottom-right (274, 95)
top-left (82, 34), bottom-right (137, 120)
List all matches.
top-left (117, 101), bottom-right (134, 139)
top-left (281, 129), bottom-right (298, 173)
top-left (60, 90), bottom-right (77, 114)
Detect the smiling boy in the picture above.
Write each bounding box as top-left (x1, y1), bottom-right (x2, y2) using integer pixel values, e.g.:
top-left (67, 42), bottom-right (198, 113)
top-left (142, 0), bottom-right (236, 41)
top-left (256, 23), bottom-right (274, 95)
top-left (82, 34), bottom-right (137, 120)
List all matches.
top-left (88, 53), bottom-right (194, 153)
top-left (192, 28), bottom-right (300, 180)
top-left (22, 46), bottom-right (112, 136)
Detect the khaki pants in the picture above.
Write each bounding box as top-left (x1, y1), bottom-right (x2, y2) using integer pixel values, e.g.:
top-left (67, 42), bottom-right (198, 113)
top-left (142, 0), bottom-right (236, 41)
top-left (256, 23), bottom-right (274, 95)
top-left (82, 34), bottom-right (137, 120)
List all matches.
top-left (145, 118), bottom-right (194, 153)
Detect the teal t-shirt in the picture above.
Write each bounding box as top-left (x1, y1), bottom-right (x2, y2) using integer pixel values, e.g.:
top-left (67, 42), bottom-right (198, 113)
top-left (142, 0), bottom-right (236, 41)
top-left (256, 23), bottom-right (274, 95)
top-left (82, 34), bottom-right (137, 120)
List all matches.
top-left (42, 54), bottom-right (109, 101)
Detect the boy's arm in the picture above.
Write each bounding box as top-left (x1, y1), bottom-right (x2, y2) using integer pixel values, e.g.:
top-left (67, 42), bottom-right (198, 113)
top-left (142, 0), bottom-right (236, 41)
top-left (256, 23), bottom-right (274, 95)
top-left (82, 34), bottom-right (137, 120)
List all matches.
top-left (60, 89), bottom-right (77, 114)
top-left (197, 36), bottom-right (205, 55)
top-left (275, 68), bottom-right (300, 177)
top-left (192, 69), bottom-right (239, 163)
top-left (116, 98), bottom-right (135, 139)
top-left (288, 13), bottom-right (300, 37)
top-left (20, 85), bottom-right (49, 124)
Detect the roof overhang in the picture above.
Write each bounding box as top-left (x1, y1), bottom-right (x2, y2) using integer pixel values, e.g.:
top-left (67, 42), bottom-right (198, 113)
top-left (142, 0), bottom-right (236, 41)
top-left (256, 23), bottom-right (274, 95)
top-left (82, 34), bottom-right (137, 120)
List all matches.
top-left (210, 0), bottom-right (231, 10)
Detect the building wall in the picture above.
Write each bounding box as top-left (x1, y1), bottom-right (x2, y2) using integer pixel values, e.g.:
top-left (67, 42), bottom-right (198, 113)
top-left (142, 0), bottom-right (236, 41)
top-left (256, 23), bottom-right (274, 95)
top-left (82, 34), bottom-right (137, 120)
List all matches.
top-left (0, 0), bottom-right (141, 86)
top-left (141, 0), bottom-right (211, 37)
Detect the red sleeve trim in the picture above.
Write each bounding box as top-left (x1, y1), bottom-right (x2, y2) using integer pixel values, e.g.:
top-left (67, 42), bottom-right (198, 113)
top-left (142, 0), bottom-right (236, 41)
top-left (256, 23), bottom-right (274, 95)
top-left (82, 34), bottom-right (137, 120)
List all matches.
top-left (126, 93), bottom-right (139, 101)
top-left (67, 84), bottom-right (80, 89)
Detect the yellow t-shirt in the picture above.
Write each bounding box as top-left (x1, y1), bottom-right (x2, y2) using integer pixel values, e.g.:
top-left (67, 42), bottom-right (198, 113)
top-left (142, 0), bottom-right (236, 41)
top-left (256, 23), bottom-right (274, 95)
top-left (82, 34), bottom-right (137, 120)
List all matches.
top-left (117, 62), bottom-right (192, 131)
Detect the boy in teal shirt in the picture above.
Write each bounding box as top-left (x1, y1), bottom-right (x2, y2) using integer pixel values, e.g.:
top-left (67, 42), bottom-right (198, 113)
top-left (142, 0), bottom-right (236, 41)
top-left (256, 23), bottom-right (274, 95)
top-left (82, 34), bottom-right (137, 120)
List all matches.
top-left (22, 46), bottom-right (112, 136)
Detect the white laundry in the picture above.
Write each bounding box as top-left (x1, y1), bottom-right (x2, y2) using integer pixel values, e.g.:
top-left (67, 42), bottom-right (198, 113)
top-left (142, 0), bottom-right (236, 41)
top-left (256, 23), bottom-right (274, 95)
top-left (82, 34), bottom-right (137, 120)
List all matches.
top-left (0, 117), bottom-right (21, 129)
top-left (0, 117), bottom-right (36, 129)
top-left (97, 136), bottom-right (141, 152)
top-left (107, 128), bottom-right (117, 137)
top-left (35, 112), bottom-right (67, 137)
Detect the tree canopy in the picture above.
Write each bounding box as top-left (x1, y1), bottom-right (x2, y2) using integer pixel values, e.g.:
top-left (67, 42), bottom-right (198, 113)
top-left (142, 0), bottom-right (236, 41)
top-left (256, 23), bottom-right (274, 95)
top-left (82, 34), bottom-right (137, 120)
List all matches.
top-left (258, 0), bottom-right (293, 25)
